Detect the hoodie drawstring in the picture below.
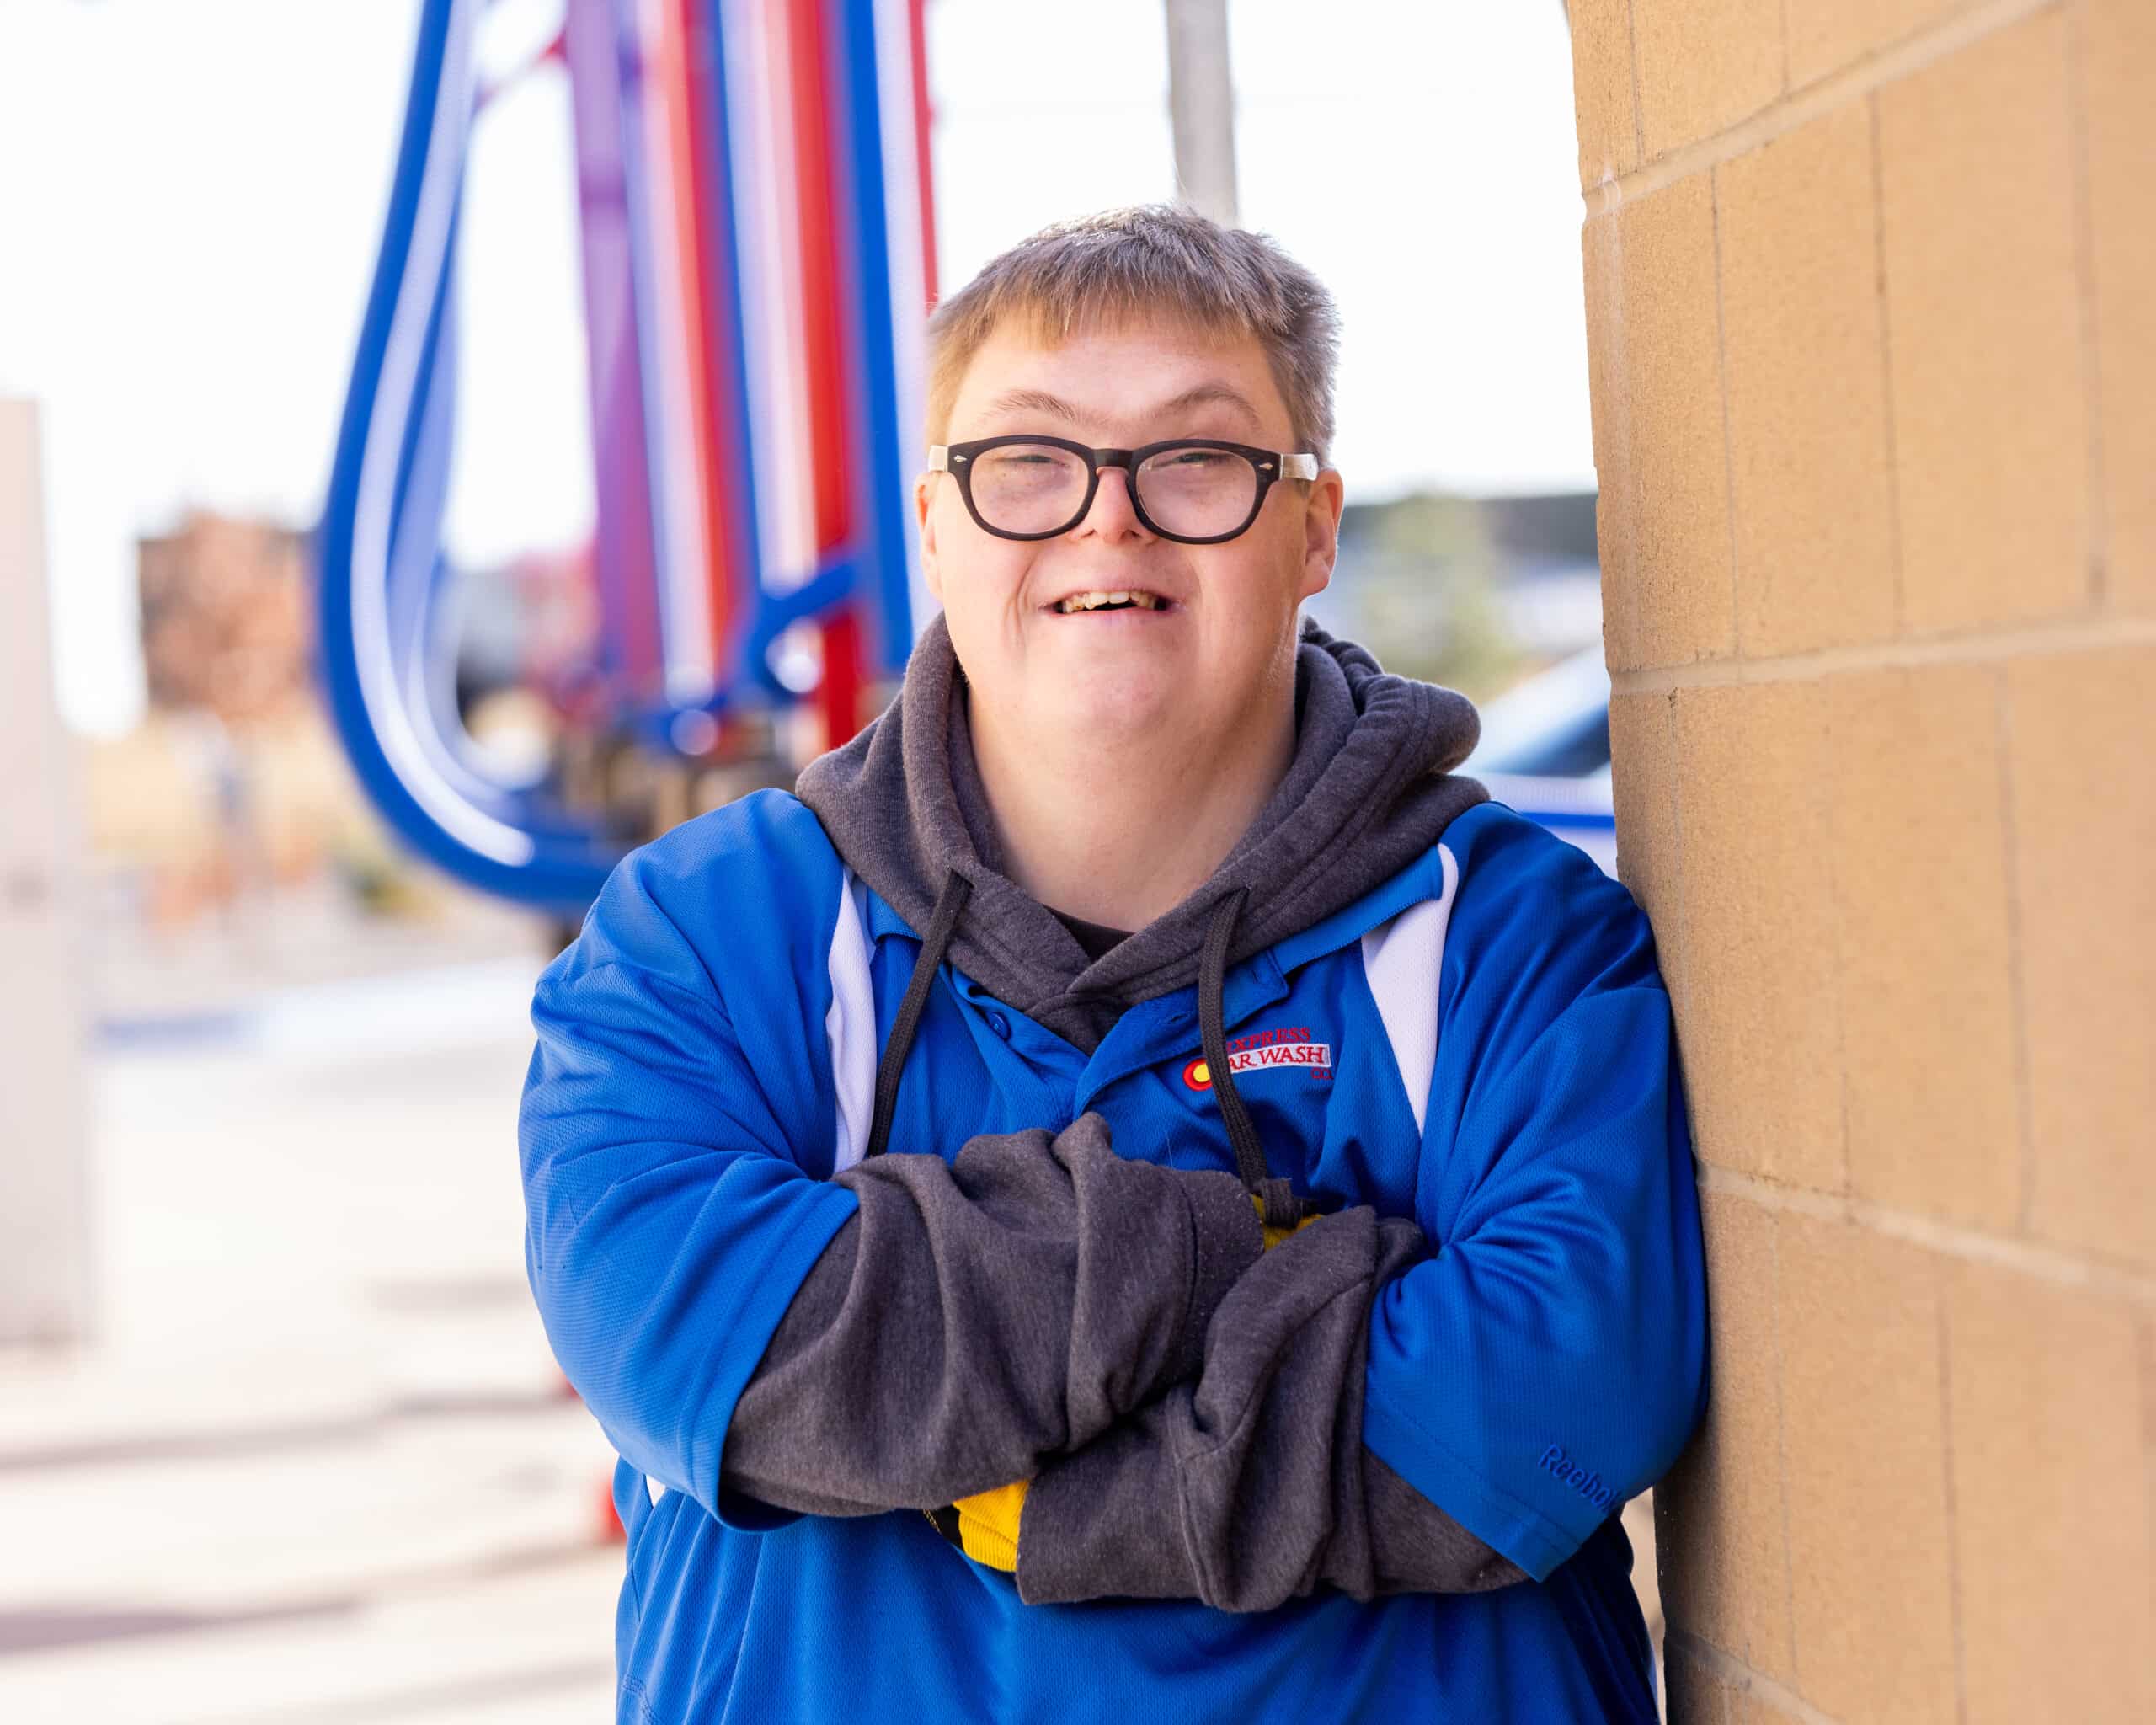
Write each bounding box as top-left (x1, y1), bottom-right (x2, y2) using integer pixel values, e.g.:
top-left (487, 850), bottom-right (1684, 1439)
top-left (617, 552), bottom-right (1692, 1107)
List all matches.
top-left (867, 872), bottom-right (1304, 1233)
top-left (865, 871), bottom-right (971, 1162)
top-left (1199, 887), bottom-right (1304, 1231)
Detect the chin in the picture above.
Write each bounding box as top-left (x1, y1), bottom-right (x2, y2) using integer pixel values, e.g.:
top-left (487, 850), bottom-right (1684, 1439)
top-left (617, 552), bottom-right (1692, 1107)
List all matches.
top-left (1026, 670), bottom-right (1178, 742)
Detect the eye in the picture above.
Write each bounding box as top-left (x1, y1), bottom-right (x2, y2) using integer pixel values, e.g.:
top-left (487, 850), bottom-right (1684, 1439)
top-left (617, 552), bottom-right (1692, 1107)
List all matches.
top-left (981, 449), bottom-right (1075, 472)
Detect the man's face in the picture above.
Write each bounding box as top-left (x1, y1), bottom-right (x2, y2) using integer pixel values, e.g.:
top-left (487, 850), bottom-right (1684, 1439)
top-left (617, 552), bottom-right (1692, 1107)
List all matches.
top-left (918, 315), bottom-right (1342, 748)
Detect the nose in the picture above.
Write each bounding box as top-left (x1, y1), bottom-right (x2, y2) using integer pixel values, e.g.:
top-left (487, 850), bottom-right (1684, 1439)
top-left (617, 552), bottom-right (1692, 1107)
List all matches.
top-left (1071, 465), bottom-right (1151, 542)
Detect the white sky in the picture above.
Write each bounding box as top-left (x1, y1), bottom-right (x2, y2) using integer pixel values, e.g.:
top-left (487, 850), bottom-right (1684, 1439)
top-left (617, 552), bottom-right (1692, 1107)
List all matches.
top-left (0, 0), bottom-right (1593, 737)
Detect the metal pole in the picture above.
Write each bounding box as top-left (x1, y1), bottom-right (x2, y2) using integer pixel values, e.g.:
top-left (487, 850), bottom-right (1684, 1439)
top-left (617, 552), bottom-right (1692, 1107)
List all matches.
top-left (0, 398), bottom-right (94, 1346)
top-left (1163, 0), bottom-right (1238, 227)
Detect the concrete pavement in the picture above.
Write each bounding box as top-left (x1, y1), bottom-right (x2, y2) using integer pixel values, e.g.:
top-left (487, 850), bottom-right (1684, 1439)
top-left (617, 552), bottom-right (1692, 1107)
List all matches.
top-left (0, 954), bottom-right (623, 1724)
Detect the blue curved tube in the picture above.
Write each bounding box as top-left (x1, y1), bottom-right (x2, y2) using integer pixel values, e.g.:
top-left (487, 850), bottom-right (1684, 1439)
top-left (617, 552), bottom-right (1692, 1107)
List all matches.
top-left (317, 0), bottom-right (620, 915)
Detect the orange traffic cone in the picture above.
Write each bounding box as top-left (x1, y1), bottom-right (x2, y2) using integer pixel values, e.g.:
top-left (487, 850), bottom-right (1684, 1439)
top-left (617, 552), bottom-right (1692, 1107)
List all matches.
top-left (597, 1474), bottom-right (627, 1543)
top-left (559, 1371), bottom-right (627, 1545)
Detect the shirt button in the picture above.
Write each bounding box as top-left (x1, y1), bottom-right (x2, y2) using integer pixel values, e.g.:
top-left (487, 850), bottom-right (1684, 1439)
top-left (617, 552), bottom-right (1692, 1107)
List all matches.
top-left (989, 1012), bottom-right (1012, 1040)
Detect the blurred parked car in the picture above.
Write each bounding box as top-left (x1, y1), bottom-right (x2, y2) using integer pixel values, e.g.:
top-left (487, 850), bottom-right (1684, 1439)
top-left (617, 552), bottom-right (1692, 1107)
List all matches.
top-left (1461, 645), bottom-right (1616, 877)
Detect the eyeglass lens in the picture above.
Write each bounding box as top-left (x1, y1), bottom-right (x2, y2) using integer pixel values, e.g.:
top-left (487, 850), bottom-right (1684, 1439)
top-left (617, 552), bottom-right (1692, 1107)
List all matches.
top-left (967, 444), bottom-right (1259, 538)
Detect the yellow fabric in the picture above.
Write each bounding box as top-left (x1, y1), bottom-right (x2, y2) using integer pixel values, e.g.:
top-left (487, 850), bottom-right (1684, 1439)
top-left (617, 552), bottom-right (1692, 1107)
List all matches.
top-left (947, 1199), bottom-right (1314, 1573)
top-left (953, 1477), bottom-right (1028, 1571)
top-left (1255, 1192), bottom-right (1320, 1251)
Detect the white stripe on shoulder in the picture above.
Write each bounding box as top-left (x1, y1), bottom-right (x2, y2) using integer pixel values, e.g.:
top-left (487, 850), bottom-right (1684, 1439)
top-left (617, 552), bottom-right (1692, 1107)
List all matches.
top-left (1358, 843), bottom-right (1461, 1138)
top-left (825, 868), bottom-right (878, 1175)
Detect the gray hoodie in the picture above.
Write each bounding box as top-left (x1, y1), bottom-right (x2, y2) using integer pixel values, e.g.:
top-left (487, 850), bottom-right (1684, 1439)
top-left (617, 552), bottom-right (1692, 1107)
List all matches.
top-left (718, 614), bottom-right (1527, 1607)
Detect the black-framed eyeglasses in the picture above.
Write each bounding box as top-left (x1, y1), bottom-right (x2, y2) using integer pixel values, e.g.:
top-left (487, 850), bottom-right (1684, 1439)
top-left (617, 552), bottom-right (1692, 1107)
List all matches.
top-left (927, 435), bottom-right (1319, 545)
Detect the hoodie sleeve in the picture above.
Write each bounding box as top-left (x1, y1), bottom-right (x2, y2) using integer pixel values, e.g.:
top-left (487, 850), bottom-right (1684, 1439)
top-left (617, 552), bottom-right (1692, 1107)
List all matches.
top-left (1016, 1204), bottom-right (1529, 1609)
top-left (718, 1114), bottom-right (1264, 1519)
top-left (518, 798), bottom-right (1265, 1531)
top-left (1016, 811), bottom-right (1708, 1605)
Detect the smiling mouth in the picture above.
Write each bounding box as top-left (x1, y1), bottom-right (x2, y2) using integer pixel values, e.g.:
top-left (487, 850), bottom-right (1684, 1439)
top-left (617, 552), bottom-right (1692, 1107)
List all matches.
top-left (1052, 590), bottom-right (1168, 614)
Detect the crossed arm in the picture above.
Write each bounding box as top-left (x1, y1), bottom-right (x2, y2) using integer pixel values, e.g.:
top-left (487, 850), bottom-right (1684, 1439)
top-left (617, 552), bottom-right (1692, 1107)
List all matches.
top-left (520, 829), bottom-right (1705, 1614)
top-left (718, 1116), bottom-right (1528, 1608)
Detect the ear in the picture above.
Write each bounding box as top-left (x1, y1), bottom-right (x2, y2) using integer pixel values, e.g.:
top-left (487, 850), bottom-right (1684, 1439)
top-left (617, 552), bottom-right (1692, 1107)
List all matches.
top-left (915, 473), bottom-right (945, 605)
top-left (1296, 467), bottom-right (1344, 602)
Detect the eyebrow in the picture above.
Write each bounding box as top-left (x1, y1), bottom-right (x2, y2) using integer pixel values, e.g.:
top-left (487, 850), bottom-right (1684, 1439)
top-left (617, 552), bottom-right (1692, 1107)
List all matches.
top-left (976, 382), bottom-right (1267, 436)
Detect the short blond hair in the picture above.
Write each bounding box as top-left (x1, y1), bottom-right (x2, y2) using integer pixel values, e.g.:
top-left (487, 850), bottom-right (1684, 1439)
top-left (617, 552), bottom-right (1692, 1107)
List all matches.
top-left (925, 205), bottom-right (1341, 465)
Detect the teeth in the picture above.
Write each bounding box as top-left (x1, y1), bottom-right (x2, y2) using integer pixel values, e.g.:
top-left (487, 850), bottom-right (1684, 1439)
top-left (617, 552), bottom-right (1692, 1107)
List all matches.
top-left (1056, 590), bottom-right (1162, 613)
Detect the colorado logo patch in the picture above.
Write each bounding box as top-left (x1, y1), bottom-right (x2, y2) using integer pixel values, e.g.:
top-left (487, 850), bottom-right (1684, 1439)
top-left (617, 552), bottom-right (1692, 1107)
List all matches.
top-left (1182, 1025), bottom-right (1334, 1090)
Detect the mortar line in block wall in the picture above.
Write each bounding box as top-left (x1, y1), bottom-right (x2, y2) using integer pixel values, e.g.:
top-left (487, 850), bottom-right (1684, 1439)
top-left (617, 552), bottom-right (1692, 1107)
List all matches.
top-left (1708, 171), bottom-right (1744, 661)
top-left (1623, 0), bottom-right (1646, 172)
top-left (1767, 1204), bottom-right (1801, 1691)
top-left (1580, 0), bottom-right (2061, 218)
top-left (1935, 1271), bottom-right (1973, 1724)
top-left (1666, 1630), bottom-right (1846, 1724)
top-left (1657, 687), bottom-right (1694, 1038)
top-left (1865, 92), bottom-right (1908, 640)
top-left (1593, 210), bottom-right (1647, 671)
top-left (2140, 1315), bottom-right (2156, 1658)
top-left (1604, 613), bottom-right (2156, 695)
top-left (1992, 671), bottom-right (2039, 1237)
top-left (1814, 691), bottom-right (1856, 1203)
top-left (1694, 1165), bottom-right (2156, 1308)
top-left (2062, 0), bottom-right (2109, 611)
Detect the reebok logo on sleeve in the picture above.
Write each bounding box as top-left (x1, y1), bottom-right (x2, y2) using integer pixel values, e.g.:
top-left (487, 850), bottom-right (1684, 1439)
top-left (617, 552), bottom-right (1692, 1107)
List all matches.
top-left (1539, 1444), bottom-right (1617, 1512)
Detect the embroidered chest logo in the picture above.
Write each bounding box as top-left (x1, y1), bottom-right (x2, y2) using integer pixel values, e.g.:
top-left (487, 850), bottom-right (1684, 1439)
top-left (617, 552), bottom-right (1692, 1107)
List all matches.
top-left (1182, 1024), bottom-right (1334, 1090)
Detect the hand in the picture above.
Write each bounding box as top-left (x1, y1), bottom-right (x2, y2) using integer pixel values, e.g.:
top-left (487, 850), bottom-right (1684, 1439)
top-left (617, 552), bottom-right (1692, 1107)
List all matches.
top-left (931, 1195), bottom-right (1318, 1573)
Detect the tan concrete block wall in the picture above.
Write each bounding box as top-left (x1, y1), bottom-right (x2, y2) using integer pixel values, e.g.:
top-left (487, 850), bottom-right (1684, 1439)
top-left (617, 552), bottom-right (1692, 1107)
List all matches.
top-left (1785, 0), bottom-right (1964, 88)
top-left (1657, 1192), bottom-right (1797, 1684)
top-left (1630, 0), bottom-right (1785, 161)
top-left (2007, 647), bottom-right (2156, 1264)
top-left (1827, 664), bottom-right (2021, 1231)
top-left (2082, 0), bottom-right (2156, 611)
top-left (1589, 176), bottom-right (1737, 671)
top-left (1568, 1), bottom-right (2156, 1717)
top-left (1878, 11), bottom-right (2090, 636)
top-left (1945, 1263), bottom-right (2152, 1722)
top-left (1716, 103), bottom-right (1897, 658)
top-left (1778, 1217), bottom-right (1959, 1721)
top-left (1670, 683), bottom-right (1844, 1193)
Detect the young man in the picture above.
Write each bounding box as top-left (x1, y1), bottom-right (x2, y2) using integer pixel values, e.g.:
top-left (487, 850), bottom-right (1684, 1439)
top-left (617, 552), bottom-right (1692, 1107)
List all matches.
top-left (520, 206), bottom-right (1707, 1723)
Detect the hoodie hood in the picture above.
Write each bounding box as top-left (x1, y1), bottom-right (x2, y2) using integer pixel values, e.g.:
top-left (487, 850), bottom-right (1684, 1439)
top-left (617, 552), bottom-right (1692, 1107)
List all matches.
top-left (795, 611), bottom-right (1487, 1050)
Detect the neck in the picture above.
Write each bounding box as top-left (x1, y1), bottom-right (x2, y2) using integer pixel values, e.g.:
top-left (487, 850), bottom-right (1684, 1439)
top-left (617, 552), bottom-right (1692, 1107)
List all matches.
top-left (968, 678), bottom-right (1299, 933)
